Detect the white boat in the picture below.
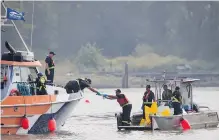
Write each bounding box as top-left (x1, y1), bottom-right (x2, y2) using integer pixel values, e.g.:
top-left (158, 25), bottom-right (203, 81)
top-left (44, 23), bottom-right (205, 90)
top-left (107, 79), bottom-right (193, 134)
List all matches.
top-left (116, 76), bottom-right (219, 131)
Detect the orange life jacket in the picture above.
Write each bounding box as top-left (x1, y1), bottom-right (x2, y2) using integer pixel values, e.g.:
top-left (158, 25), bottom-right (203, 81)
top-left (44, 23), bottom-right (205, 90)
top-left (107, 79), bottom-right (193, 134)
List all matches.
top-left (3, 76), bottom-right (7, 81)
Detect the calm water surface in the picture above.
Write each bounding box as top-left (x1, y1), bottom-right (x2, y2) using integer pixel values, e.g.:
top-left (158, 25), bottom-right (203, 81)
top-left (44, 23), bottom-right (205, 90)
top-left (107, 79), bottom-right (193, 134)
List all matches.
top-left (2, 87), bottom-right (219, 140)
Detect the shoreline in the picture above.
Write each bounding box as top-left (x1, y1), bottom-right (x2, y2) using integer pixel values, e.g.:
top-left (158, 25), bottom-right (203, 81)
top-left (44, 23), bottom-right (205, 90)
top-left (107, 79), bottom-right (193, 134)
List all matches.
top-left (89, 84), bottom-right (219, 89)
top-left (54, 75), bottom-right (219, 89)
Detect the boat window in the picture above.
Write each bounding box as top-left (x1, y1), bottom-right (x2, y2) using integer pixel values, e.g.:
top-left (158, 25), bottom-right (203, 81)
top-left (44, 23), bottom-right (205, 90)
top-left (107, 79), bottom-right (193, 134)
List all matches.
top-left (20, 67), bottom-right (38, 82)
top-left (1, 65), bottom-right (7, 89)
top-left (1, 65), bottom-right (8, 75)
top-left (20, 67), bottom-right (29, 82)
top-left (29, 67), bottom-right (38, 81)
top-left (1, 66), bottom-right (4, 80)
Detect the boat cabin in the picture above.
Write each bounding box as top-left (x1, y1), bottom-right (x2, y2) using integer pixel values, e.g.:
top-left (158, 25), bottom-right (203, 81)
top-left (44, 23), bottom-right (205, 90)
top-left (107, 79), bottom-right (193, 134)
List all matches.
top-left (145, 77), bottom-right (200, 108)
top-left (1, 42), bottom-right (42, 100)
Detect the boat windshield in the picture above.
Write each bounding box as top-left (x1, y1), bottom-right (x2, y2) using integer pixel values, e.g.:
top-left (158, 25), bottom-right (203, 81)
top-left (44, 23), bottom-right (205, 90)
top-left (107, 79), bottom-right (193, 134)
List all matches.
top-left (20, 67), bottom-right (38, 82)
top-left (1, 65), bottom-right (39, 100)
top-left (147, 80), bottom-right (178, 101)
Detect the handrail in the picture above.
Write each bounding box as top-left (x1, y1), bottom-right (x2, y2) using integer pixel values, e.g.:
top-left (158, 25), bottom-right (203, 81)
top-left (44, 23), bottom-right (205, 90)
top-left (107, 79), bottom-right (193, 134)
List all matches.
top-left (198, 106), bottom-right (210, 110)
top-left (0, 96), bottom-right (83, 107)
top-left (157, 99), bottom-right (172, 103)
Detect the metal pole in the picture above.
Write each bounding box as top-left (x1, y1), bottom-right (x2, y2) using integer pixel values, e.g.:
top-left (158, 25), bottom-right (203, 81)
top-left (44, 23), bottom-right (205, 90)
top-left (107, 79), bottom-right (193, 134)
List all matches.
top-left (30, 0), bottom-right (35, 50)
top-left (1, 2), bottom-right (30, 52)
top-left (191, 83), bottom-right (193, 110)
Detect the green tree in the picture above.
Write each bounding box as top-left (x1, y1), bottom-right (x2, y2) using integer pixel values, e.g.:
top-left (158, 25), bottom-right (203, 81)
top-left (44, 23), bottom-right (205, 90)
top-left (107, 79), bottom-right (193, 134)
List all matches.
top-left (132, 44), bottom-right (154, 57)
top-left (74, 43), bottom-right (105, 70)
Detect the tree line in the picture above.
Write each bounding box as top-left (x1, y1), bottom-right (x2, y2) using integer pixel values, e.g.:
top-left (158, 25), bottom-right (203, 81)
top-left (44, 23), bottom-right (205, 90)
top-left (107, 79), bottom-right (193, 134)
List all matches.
top-left (1, 1), bottom-right (219, 70)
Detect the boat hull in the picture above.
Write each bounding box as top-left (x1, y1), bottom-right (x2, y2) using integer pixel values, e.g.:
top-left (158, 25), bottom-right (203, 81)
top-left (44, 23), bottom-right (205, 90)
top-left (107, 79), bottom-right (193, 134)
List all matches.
top-left (0, 90), bottom-right (83, 135)
top-left (152, 111), bottom-right (219, 130)
top-left (28, 99), bottom-right (80, 134)
top-left (117, 111), bottom-right (219, 131)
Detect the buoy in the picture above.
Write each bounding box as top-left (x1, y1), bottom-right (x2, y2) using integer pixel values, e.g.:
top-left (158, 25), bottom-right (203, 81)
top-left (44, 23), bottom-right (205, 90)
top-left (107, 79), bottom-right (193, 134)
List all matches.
top-left (21, 116), bottom-right (29, 130)
top-left (180, 118), bottom-right (191, 131)
top-left (85, 99), bottom-right (90, 103)
top-left (48, 118), bottom-right (56, 132)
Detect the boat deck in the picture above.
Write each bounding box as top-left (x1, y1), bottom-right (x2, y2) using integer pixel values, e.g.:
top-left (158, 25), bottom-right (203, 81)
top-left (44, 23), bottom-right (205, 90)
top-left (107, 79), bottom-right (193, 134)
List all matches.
top-left (118, 126), bottom-right (160, 131)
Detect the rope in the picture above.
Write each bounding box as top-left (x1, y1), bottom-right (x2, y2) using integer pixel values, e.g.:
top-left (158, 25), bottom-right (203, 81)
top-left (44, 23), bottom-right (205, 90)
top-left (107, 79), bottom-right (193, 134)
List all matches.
top-left (17, 83), bottom-right (32, 96)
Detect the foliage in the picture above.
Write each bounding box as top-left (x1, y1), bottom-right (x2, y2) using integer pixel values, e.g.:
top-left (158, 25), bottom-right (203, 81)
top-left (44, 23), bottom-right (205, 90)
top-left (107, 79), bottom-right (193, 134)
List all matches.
top-left (74, 43), bottom-right (105, 70)
top-left (104, 44), bottom-right (214, 72)
top-left (132, 44), bottom-right (154, 57)
top-left (2, 1), bottom-right (219, 72)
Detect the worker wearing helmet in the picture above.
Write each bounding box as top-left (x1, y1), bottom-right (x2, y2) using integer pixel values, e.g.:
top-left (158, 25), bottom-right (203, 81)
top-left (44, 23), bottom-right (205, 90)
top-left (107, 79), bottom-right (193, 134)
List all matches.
top-left (36, 72), bottom-right (48, 95)
top-left (171, 86), bottom-right (182, 115)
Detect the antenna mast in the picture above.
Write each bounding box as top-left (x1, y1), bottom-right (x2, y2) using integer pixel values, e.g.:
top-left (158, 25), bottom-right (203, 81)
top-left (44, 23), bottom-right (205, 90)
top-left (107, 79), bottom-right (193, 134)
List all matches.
top-left (30, 0), bottom-right (35, 50)
top-left (1, 1), bottom-right (30, 52)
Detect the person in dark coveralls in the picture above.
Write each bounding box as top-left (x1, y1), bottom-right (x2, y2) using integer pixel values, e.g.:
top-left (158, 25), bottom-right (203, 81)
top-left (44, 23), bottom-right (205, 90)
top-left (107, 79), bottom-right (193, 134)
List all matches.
top-left (64, 78), bottom-right (101, 95)
top-left (171, 86), bottom-right (183, 115)
top-left (45, 51), bottom-right (55, 83)
top-left (102, 89), bottom-right (132, 126)
top-left (142, 85), bottom-right (156, 119)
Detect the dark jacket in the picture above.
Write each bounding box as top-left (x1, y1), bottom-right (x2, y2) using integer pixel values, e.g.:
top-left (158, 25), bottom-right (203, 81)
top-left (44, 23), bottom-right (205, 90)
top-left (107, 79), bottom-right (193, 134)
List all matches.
top-left (172, 90), bottom-right (182, 103)
top-left (64, 78), bottom-right (90, 93)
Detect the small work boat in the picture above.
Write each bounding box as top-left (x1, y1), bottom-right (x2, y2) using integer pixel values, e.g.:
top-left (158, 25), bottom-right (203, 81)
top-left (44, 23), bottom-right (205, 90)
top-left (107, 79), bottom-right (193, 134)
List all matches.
top-left (1, 2), bottom-right (83, 135)
top-left (116, 76), bottom-right (219, 131)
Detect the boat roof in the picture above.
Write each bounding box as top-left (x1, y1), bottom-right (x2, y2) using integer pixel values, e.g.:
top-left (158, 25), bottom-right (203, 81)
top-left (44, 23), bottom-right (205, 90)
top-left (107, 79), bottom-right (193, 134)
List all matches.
top-left (146, 78), bottom-right (200, 83)
top-left (0, 60), bottom-right (42, 67)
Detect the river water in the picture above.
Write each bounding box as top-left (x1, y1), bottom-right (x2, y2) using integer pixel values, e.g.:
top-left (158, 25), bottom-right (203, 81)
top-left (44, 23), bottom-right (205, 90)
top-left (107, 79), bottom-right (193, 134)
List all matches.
top-left (2, 87), bottom-right (219, 140)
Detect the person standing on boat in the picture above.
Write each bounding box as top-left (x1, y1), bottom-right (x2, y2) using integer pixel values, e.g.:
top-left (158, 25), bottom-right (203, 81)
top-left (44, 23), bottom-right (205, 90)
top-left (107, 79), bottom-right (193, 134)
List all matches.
top-left (162, 85), bottom-right (172, 101)
top-left (45, 51), bottom-right (55, 84)
top-left (171, 86), bottom-right (182, 115)
top-left (142, 85), bottom-right (156, 119)
top-left (64, 78), bottom-right (101, 95)
top-left (102, 89), bottom-right (132, 126)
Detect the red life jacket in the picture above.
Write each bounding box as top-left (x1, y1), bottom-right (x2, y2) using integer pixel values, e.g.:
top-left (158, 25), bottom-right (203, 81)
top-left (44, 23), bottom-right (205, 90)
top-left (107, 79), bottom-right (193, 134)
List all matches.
top-left (117, 95), bottom-right (129, 107)
top-left (143, 91), bottom-right (151, 100)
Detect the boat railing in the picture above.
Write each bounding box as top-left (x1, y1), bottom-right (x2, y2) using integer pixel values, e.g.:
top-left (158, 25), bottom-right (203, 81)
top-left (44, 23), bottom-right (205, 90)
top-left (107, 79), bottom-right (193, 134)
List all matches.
top-left (45, 81), bottom-right (64, 88)
top-left (11, 82), bottom-right (36, 96)
top-left (157, 99), bottom-right (171, 103)
top-left (11, 81), bottom-right (65, 95)
top-left (198, 106), bottom-right (210, 110)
